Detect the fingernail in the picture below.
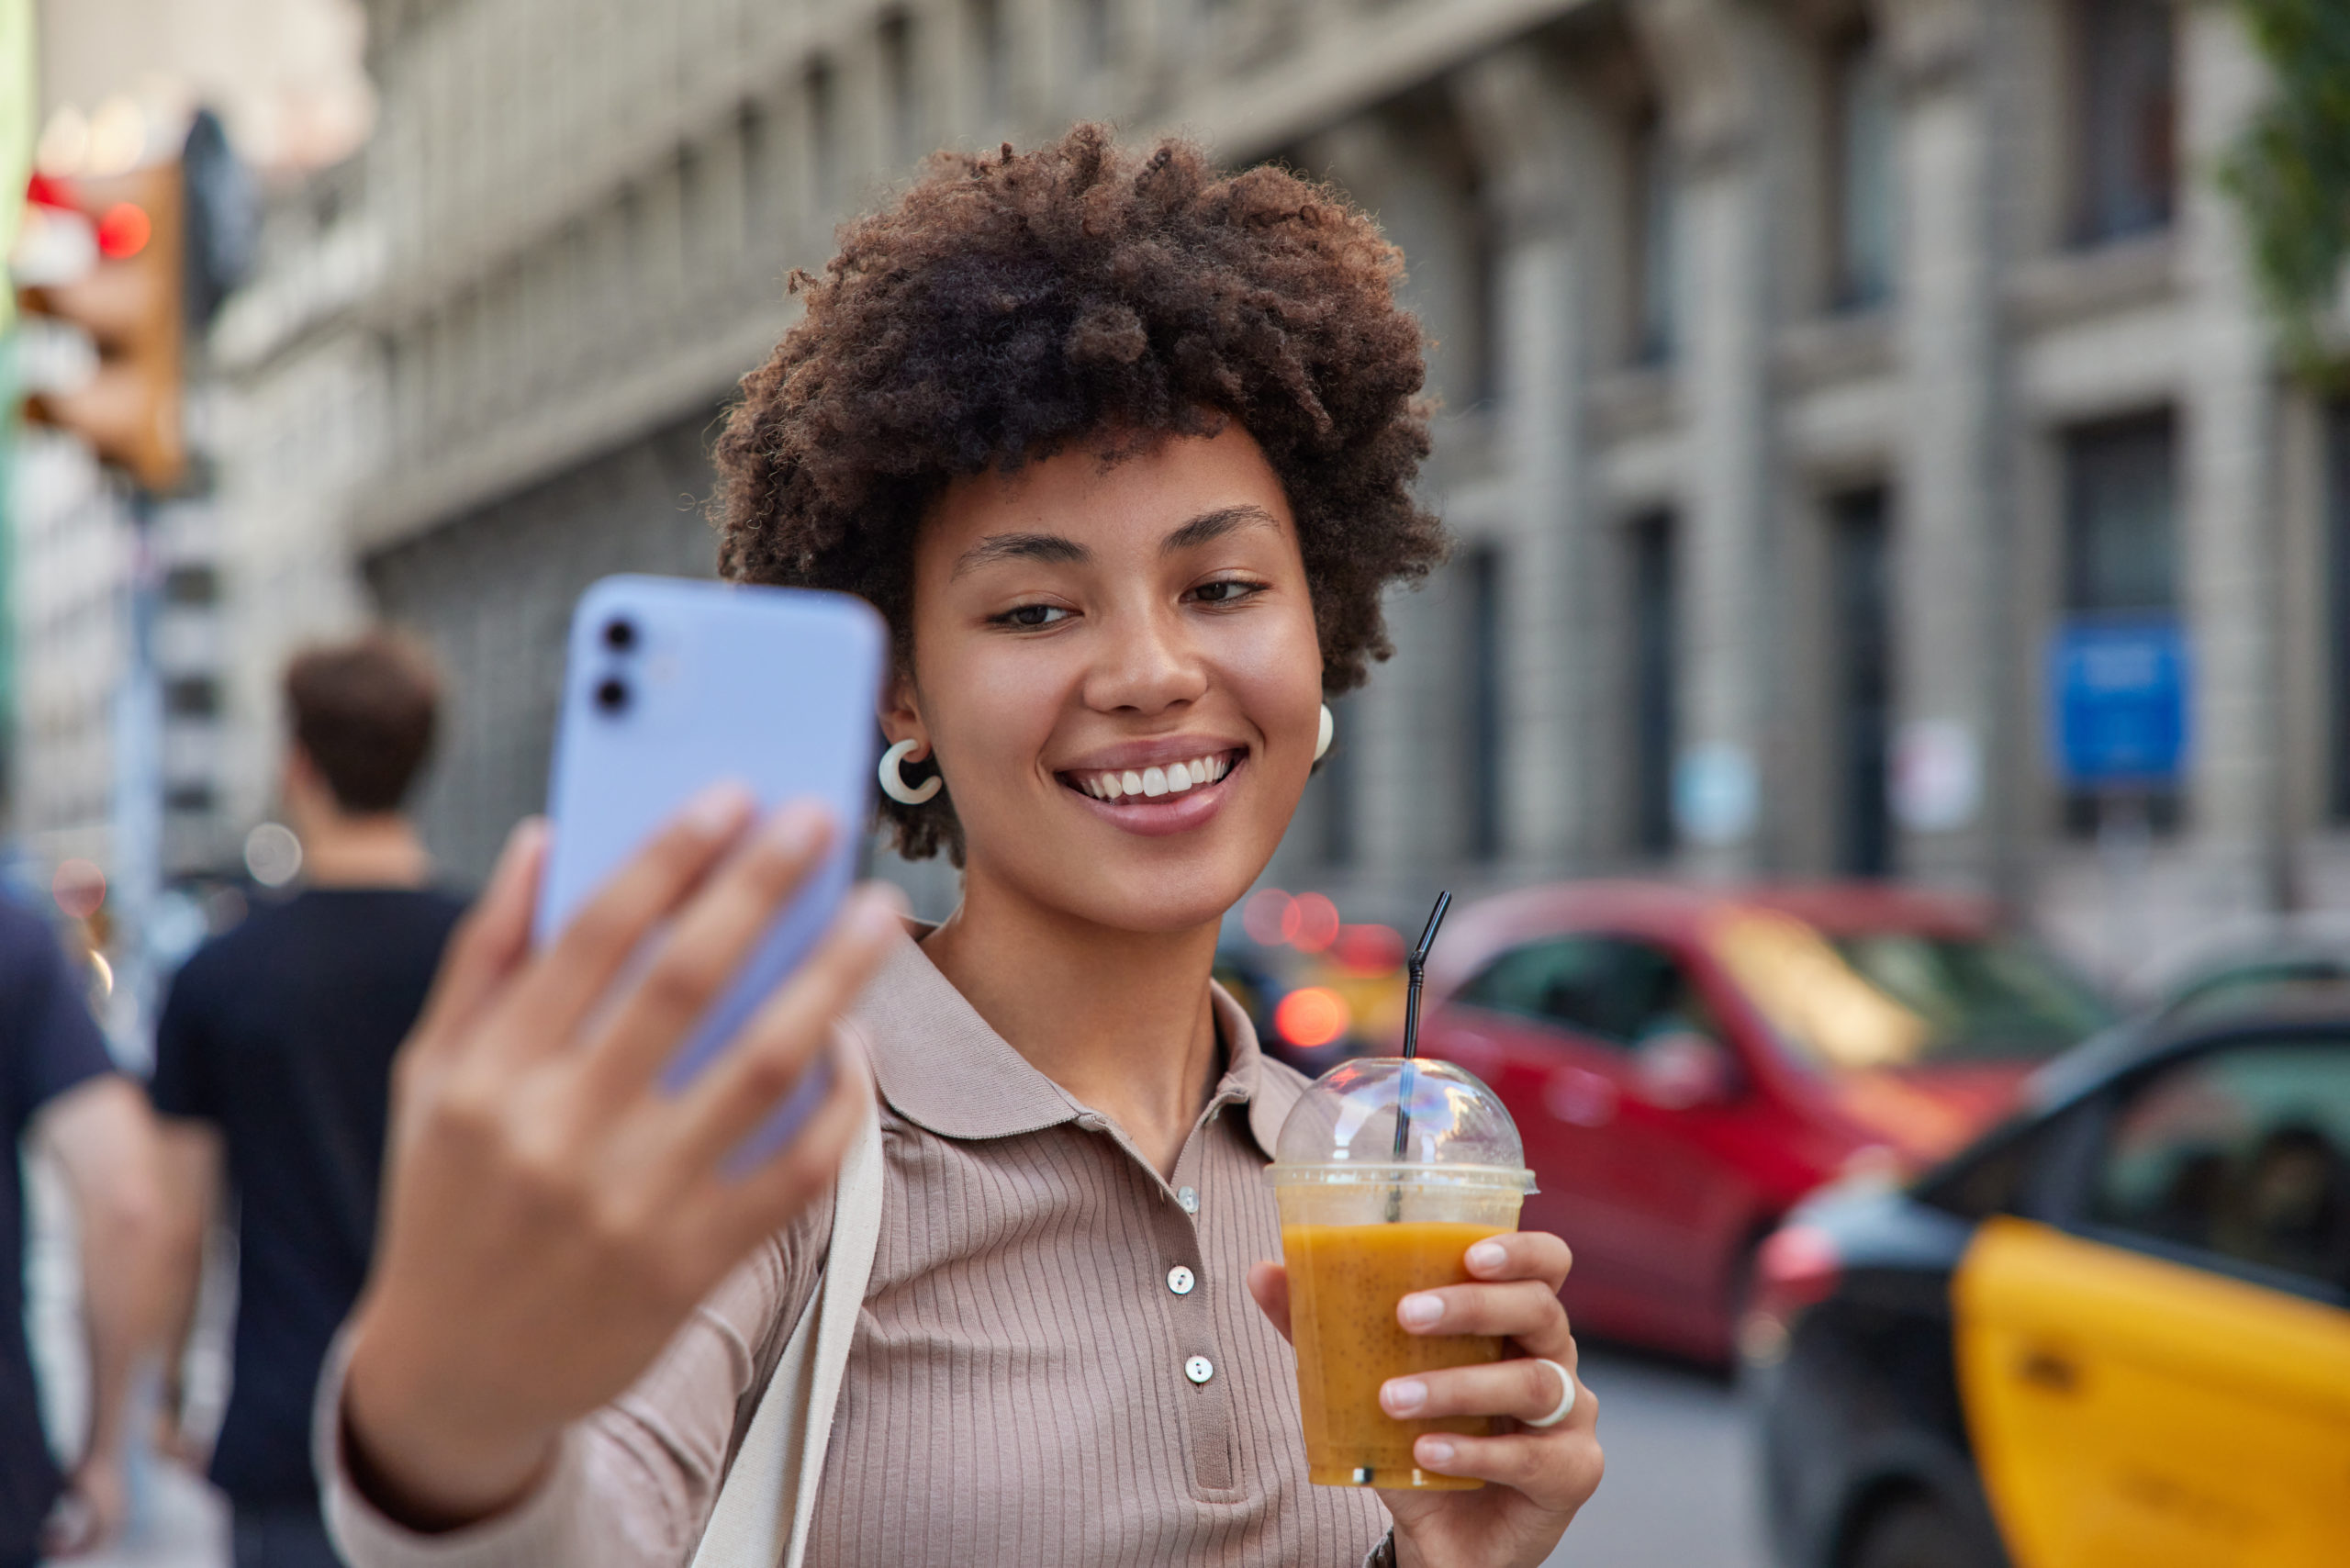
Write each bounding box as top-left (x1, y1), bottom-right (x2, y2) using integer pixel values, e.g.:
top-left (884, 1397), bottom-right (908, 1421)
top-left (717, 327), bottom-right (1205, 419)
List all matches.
top-left (762, 802), bottom-right (831, 858)
top-left (1382, 1379), bottom-right (1427, 1416)
top-left (1398, 1294), bottom-right (1442, 1329)
top-left (1417, 1439), bottom-right (1456, 1467)
top-left (1466, 1240), bottom-right (1506, 1272)
top-left (685, 782), bottom-right (755, 835)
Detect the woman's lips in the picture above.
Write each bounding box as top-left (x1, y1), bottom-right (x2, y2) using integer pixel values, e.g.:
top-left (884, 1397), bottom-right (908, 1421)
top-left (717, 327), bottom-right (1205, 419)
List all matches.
top-left (1056, 752), bottom-right (1246, 837)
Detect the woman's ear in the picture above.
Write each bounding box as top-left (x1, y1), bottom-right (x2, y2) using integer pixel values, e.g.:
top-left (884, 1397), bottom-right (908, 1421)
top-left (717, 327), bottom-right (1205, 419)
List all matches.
top-left (878, 668), bottom-right (926, 752)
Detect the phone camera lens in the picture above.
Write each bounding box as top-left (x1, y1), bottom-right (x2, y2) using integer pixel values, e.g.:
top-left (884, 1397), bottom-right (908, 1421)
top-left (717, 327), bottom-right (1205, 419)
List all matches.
top-left (602, 617), bottom-right (637, 652)
top-left (594, 677), bottom-right (631, 714)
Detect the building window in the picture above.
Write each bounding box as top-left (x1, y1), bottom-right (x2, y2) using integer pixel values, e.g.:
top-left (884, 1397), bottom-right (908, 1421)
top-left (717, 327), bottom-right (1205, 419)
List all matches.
top-left (2073, 0), bottom-right (2176, 245)
top-left (1830, 488), bottom-right (1894, 876)
top-left (807, 58), bottom-right (839, 211)
top-left (740, 99), bottom-right (776, 239)
top-left (164, 678), bottom-right (219, 719)
top-left (1464, 547), bottom-right (1505, 858)
top-left (2064, 411), bottom-right (2181, 832)
top-left (2066, 412), bottom-right (2177, 615)
top-left (1630, 512), bottom-right (1678, 857)
top-left (969, 0), bottom-right (1009, 123)
top-left (1466, 196), bottom-right (1502, 409)
top-left (1079, 0), bottom-right (1113, 73)
top-left (2329, 402), bottom-right (2350, 820)
top-left (164, 783), bottom-right (216, 814)
top-left (1630, 108), bottom-right (1678, 366)
top-left (162, 566), bottom-right (218, 606)
top-left (880, 13), bottom-right (919, 169)
top-left (1830, 28), bottom-right (1897, 310)
top-left (1320, 694), bottom-right (1356, 866)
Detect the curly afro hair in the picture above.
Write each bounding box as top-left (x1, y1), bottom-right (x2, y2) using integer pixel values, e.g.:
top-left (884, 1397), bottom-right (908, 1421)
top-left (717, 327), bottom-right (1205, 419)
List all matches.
top-left (713, 122), bottom-right (1447, 860)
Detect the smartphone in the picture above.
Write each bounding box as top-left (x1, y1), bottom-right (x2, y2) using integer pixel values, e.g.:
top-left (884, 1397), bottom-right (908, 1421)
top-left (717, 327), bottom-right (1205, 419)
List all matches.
top-left (536, 575), bottom-right (887, 1157)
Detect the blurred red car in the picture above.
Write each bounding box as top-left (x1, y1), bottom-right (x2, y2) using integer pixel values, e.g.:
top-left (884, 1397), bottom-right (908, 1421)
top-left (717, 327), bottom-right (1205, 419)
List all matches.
top-left (1417, 881), bottom-right (2112, 1365)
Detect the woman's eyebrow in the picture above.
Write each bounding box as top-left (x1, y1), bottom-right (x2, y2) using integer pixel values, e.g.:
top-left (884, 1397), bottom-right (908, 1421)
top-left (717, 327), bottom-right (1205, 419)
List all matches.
top-left (1161, 504), bottom-right (1279, 554)
top-left (951, 532), bottom-right (1091, 579)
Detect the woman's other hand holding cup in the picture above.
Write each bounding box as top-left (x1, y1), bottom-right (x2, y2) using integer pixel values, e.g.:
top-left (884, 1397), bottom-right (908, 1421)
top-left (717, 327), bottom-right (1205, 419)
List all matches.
top-left (1248, 1228), bottom-right (1603, 1568)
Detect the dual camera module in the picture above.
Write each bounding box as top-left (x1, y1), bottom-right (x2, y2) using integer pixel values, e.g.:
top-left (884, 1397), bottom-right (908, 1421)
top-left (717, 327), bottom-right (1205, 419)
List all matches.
top-left (593, 616), bottom-right (637, 715)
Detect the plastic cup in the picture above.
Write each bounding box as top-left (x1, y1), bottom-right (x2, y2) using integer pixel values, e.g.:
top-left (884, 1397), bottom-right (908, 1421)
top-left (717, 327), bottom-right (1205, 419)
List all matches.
top-left (1267, 1057), bottom-right (1536, 1490)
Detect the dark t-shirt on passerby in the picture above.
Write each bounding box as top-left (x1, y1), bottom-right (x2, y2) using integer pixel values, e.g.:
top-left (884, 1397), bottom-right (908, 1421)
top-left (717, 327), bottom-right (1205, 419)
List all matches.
top-left (0, 899), bottom-right (114, 1563)
top-left (151, 887), bottom-right (466, 1509)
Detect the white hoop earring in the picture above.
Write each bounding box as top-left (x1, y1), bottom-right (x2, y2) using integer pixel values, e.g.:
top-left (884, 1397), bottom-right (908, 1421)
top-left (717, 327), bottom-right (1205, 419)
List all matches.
top-left (1315, 703), bottom-right (1334, 762)
top-left (878, 738), bottom-right (942, 805)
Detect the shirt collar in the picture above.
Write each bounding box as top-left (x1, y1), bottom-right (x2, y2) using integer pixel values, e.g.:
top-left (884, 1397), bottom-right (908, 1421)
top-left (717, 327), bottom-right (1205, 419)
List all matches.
top-left (852, 924), bottom-right (1295, 1161)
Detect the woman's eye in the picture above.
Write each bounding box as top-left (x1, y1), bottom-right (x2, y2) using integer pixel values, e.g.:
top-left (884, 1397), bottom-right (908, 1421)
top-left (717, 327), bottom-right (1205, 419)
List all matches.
top-left (1192, 579), bottom-right (1264, 606)
top-left (998, 603), bottom-right (1071, 628)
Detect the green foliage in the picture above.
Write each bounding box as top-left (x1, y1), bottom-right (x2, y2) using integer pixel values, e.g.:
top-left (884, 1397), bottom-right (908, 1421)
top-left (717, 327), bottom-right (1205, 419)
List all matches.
top-left (2220, 0), bottom-right (2350, 382)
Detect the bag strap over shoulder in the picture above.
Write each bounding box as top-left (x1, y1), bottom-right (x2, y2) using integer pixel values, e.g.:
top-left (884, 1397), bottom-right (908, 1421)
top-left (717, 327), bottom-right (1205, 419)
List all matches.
top-left (689, 1095), bottom-right (886, 1568)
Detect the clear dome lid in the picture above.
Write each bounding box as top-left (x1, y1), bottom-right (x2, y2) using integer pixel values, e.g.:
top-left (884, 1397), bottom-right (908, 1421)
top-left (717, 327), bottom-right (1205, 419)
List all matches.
top-left (1268, 1057), bottom-right (1534, 1191)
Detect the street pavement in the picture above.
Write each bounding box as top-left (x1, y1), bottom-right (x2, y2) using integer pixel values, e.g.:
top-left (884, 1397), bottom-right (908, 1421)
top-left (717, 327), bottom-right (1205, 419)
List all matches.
top-left (1548, 1345), bottom-right (1770, 1568)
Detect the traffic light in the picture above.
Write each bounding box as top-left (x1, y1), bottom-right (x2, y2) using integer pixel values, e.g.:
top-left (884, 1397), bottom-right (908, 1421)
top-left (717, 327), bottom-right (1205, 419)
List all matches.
top-left (14, 162), bottom-right (185, 490)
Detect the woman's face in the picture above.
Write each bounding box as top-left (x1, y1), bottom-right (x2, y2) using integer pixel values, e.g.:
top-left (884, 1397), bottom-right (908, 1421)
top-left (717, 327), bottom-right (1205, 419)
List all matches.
top-left (891, 424), bottom-right (1324, 934)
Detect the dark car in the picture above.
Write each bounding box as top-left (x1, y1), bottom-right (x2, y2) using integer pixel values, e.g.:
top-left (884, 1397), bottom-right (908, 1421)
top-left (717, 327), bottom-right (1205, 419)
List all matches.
top-left (1413, 881), bottom-right (2110, 1363)
top-left (1751, 1010), bottom-right (2350, 1568)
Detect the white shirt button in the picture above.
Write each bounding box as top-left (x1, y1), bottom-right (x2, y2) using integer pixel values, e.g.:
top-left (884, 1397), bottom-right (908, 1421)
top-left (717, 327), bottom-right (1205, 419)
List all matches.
top-left (1184, 1355), bottom-right (1214, 1384)
top-left (1177, 1186), bottom-right (1199, 1214)
top-left (1167, 1265), bottom-right (1196, 1296)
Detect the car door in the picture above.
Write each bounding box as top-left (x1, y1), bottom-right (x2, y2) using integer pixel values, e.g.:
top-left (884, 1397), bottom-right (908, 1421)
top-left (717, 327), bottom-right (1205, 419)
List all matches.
top-left (1954, 1034), bottom-right (2350, 1568)
top-left (1433, 934), bottom-right (1752, 1339)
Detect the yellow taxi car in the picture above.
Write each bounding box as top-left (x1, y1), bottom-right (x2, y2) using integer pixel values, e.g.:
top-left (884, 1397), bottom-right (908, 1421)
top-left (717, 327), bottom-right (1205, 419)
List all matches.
top-left (1750, 1010), bottom-right (2350, 1568)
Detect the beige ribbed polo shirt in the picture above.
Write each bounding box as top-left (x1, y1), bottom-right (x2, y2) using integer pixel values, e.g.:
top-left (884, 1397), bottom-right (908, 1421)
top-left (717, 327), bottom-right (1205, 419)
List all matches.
top-left (319, 928), bottom-right (1393, 1567)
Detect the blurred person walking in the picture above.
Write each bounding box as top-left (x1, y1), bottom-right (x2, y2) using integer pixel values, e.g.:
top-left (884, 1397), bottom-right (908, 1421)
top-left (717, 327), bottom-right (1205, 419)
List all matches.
top-left (0, 897), bottom-right (165, 1564)
top-left (150, 633), bottom-right (466, 1568)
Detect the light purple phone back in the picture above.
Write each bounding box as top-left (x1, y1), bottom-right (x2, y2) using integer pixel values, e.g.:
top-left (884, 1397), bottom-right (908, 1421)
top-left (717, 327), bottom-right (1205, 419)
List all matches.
top-left (535, 576), bottom-right (885, 1156)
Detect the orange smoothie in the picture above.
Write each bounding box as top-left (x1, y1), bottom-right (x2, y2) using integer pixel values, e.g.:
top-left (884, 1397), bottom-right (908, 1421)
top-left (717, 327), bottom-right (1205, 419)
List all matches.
top-left (1282, 1219), bottom-right (1511, 1489)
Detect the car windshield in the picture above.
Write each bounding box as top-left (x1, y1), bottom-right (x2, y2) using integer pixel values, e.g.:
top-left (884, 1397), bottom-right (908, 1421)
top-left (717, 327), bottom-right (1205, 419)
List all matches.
top-left (1708, 910), bottom-right (2113, 1070)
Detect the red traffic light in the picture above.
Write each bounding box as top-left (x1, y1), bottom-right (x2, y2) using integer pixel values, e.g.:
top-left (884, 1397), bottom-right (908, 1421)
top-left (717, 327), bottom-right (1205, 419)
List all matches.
top-left (95, 201), bottom-right (151, 259)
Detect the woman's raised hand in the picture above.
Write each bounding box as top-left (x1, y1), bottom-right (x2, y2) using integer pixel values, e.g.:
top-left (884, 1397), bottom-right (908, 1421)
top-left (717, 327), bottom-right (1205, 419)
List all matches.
top-left (1248, 1230), bottom-right (1604, 1568)
top-left (341, 788), bottom-right (904, 1528)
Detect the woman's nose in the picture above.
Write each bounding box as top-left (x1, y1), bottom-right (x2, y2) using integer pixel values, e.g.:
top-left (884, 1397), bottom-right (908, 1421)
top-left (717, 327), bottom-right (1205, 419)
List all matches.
top-left (1084, 604), bottom-right (1208, 714)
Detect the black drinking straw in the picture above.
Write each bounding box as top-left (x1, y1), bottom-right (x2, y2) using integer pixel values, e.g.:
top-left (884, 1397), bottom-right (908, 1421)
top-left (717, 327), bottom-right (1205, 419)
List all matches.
top-left (1386, 890), bottom-right (1452, 1220)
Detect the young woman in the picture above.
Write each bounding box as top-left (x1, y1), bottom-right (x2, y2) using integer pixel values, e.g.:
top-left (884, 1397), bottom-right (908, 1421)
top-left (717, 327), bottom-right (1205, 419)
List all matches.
top-left (325, 126), bottom-right (1604, 1568)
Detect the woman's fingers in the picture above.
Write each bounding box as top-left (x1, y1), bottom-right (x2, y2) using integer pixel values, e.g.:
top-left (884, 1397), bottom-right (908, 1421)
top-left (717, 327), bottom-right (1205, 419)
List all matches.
top-left (1396, 1279), bottom-right (1572, 1357)
top-left (1381, 1354), bottom-right (1576, 1423)
top-left (401, 819), bottom-right (547, 1077)
top-left (493, 783), bottom-right (757, 1056)
top-left (1246, 1262), bottom-right (1292, 1344)
top-left (572, 801), bottom-right (836, 1110)
top-left (1461, 1229), bottom-right (1572, 1292)
top-left (702, 1025), bottom-right (877, 1255)
top-left (665, 883), bottom-right (905, 1169)
top-left (1406, 1383), bottom-right (1603, 1511)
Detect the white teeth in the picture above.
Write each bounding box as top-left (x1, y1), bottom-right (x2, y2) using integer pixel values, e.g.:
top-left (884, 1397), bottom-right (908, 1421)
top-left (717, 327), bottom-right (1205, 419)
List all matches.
top-left (1073, 755), bottom-right (1234, 801)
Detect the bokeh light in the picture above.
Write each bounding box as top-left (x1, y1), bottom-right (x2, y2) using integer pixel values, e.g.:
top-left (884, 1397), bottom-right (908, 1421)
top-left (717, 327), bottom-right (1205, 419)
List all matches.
top-left (1275, 985), bottom-right (1349, 1049)
top-left (95, 201), bottom-right (151, 259)
top-left (244, 822), bottom-right (304, 887)
top-left (1291, 892), bottom-right (1340, 953)
top-left (50, 858), bottom-right (106, 920)
top-left (1243, 888), bottom-right (1297, 946)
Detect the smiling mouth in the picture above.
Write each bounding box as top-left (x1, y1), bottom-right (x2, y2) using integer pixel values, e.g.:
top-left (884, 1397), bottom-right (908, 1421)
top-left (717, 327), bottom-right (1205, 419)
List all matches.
top-left (1058, 750), bottom-right (1243, 802)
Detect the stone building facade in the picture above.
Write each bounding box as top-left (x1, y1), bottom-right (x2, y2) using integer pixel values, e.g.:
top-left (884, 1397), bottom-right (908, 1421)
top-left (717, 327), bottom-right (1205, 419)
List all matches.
top-left (258, 0), bottom-right (2342, 980)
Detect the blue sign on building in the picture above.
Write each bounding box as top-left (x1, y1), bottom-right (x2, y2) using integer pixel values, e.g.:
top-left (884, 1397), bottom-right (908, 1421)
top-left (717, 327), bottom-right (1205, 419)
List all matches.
top-left (2049, 619), bottom-right (2190, 788)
